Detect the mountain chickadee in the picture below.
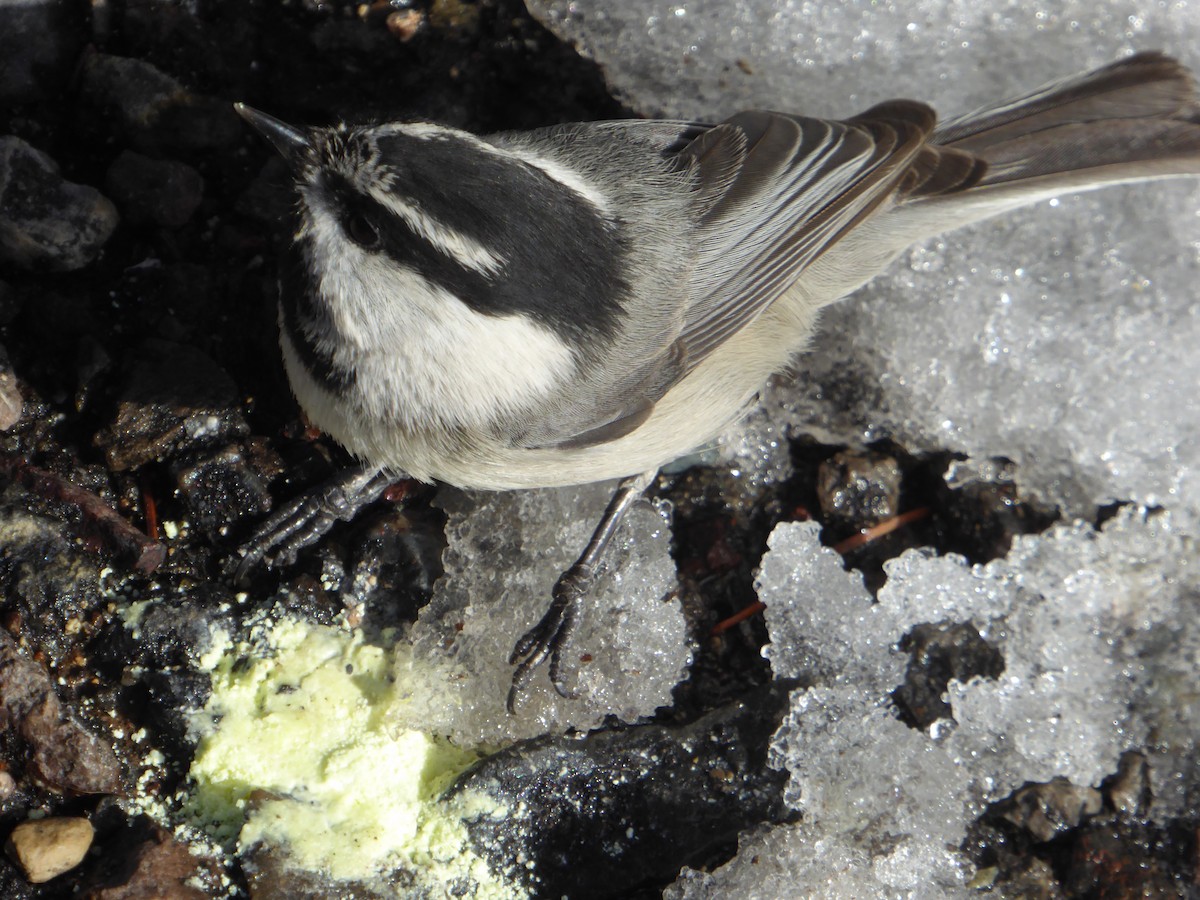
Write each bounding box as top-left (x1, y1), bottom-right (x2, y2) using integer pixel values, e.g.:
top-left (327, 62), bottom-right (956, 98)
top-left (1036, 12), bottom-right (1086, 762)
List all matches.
top-left (234, 52), bottom-right (1200, 711)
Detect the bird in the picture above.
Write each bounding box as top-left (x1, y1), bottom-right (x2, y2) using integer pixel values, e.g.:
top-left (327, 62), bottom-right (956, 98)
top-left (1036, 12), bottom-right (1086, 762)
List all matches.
top-left (232, 51), bottom-right (1200, 710)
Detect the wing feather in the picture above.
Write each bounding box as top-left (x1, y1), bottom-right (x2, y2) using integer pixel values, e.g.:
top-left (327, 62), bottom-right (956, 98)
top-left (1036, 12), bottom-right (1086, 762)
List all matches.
top-left (510, 102), bottom-right (983, 449)
top-left (675, 105), bottom-right (938, 369)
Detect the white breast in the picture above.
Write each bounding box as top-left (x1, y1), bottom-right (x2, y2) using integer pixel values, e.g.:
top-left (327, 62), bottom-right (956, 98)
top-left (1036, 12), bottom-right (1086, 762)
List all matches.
top-left (301, 204), bottom-right (578, 433)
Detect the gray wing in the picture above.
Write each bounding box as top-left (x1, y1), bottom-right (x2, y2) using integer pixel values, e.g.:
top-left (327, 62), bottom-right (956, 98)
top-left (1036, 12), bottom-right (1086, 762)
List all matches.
top-left (526, 106), bottom-right (983, 449)
top-left (672, 101), bottom-right (983, 370)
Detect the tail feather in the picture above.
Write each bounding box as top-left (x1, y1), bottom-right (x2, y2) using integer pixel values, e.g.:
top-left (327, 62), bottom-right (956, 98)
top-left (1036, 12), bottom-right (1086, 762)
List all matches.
top-left (898, 51), bottom-right (1200, 226)
top-left (935, 51), bottom-right (1198, 151)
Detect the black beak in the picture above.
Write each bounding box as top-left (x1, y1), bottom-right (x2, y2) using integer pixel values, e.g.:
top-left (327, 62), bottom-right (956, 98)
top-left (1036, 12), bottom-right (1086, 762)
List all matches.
top-left (234, 103), bottom-right (310, 169)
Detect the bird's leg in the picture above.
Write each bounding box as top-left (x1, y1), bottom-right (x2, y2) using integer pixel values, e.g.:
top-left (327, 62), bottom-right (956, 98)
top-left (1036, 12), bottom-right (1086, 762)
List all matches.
top-left (233, 463), bottom-right (397, 584)
top-left (507, 469), bottom-right (658, 712)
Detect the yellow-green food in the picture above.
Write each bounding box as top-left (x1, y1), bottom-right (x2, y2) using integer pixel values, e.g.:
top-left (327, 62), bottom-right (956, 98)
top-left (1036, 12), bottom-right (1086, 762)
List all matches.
top-left (187, 616), bottom-right (520, 897)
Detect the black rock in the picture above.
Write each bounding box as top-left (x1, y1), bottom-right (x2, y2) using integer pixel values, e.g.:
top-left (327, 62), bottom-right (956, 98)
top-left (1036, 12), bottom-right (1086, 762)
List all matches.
top-left (0, 0), bottom-right (88, 106)
top-left (339, 505), bottom-right (445, 630)
top-left (938, 457), bottom-right (1059, 563)
top-left (94, 339), bottom-right (249, 471)
top-left (0, 279), bottom-right (20, 326)
top-left (234, 158), bottom-right (295, 227)
top-left (0, 136), bottom-right (119, 271)
top-left (76, 52), bottom-right (242, 156)
top-left (104, 151), bottom-right (205, 229)
top-left (816, 448), bottom-right (902, 528)
top-left (171, 444), bottom-right (272, 535)
top-left (892, 620), bottom-right (1005, 729)
top-left (0, 488), bottom-right (107, 669)
top-left (450, 682), bottom-right (796, 898)
top-left (118, 587), bottom-right (237, 673)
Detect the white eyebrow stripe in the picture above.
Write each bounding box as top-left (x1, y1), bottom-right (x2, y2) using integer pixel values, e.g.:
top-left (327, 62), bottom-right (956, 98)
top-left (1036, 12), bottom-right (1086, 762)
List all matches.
top-left (368, 188), bottom-right (506, 276)
top-left (379, 121), bottom-right (505, 156)
top-left (381, 122), bottom-right (461, 140)
top-left (377, 122), bottom-right (611, 215)
top-left (507, 149), bottom-right (612, 215)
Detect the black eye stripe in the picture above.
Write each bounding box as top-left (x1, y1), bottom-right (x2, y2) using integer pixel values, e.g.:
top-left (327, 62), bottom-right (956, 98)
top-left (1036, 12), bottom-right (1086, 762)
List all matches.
top-left (327, 174), bottom-right (481, 271)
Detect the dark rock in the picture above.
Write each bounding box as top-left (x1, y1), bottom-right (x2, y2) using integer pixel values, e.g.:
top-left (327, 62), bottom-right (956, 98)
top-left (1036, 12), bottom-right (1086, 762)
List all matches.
top-left (1102, 751), bottom-right (1151, 819)
top-left (450, 682), bottom-right (795, 898)
top-left (94, 340), bottom-right (248, 471)
top-left (0, 862), bottom-right (38, 900)
top-left (992, 778), bottom-right (1102, 843)
top-left (171, 445), bottom-right (272, 535)
top-left (939, 457), bottom-right (1059, 562)
top-left (234, 158), bottom-right (295, 226)
top-left (107, 262), bottom-right (222, 344)
top-left (340, 505), bottom-right (445, 629)
top-left (0, 630), bottom-right (120, 795)
top-left (0, 280), bottom-right (20, 326)
top-left (892, 621), bottom-right (1005, 729)
top-left (2, 462), bottom-right (165, 575)
top-left (110, 0), bottom-right (259, 96)
top-left (17, 287), bottom-right (100, 351)
top-left (104, 151), bottom-right (204, 229)
top-left (75, 50), bottom-right (184, 122)
top-left (83, 815), bottom-right (217, 900)
top-left (0, 491), bottom-right (111, 664)
top-left (75, 336), bottom-right (114, 414)
top-left (657, 463), bottom-right (778, 714)
top-left (270, 575), bottom-right (342, 628)
top-left (122, 591), bottom-right (235, 672)
top-left (242, 846), bottom-right (394, 900)
top-left (0, 136), bottom-right (119, 271)
top-left (76, 52), bottom-right (242, 156)
top-left (816, 449), bottom-right (902, 528)
top-left (90, 591), bottom-right (231, 757)
top-left (134, 669), bottom-right (213, 757)
top-left (0, 0), bottom-right (88, 105)
top-left (1062, 819), bottom-right (1187, 898)
top-left (309, 19), bottom-right (400, 68)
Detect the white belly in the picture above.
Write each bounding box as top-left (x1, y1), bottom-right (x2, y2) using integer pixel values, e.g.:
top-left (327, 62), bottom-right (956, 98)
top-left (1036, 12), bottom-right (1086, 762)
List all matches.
top-left (282, 282), bottom-right (825, 490)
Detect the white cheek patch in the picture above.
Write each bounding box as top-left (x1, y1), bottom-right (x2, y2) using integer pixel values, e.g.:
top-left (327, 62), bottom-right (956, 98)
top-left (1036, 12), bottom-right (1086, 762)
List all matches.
top-left (305, 220), bottom-right (576, 428)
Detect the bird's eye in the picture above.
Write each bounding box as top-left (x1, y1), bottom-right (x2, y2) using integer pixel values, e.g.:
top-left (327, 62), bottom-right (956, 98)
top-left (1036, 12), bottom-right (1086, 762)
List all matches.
top-left (345, 212), bottom-right (381, 249)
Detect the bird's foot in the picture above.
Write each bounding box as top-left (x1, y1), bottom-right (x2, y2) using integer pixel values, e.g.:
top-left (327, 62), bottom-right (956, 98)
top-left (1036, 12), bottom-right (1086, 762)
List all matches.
top-left (506, 564), bottom-right (594, 713)
top-left (231, 464), bottom-right (394, 584)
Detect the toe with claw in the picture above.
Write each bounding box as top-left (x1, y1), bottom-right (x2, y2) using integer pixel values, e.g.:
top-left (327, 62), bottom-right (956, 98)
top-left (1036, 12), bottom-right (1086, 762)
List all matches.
top-left (507, 565), bottom-right (593, 713)
top-left (231, 465), bottom-right (395, 584)
top-left (505, 470), bottom-right (658, 713)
